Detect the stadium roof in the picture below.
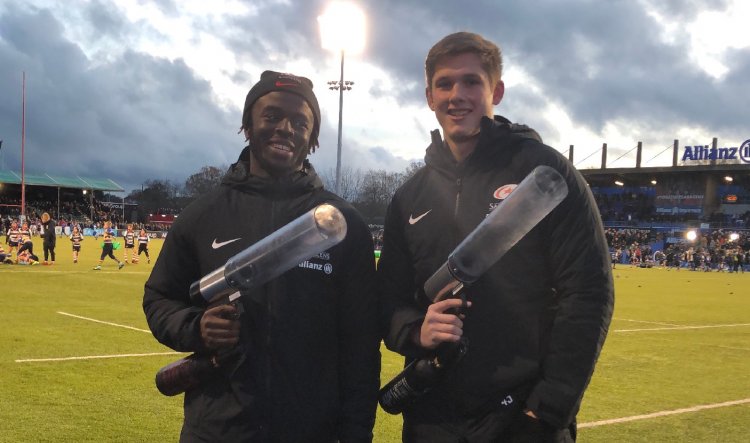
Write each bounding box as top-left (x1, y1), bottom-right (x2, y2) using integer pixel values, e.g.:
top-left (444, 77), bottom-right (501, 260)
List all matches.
top-left (578, 163), bottom-right (750, 188)
top-left (0, 170), bottom-right (124, 192)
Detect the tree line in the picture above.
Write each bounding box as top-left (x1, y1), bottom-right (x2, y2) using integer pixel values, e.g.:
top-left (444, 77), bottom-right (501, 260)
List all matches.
top-left (125, 162), bottom-right (424, 225)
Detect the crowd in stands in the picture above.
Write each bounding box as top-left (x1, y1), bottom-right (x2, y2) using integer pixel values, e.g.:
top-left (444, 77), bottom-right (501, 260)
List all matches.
top-left (607, 227), bottom-right (749, 272)
top-left (3, 189), bottom-right (750, 274)
top-left (0, 195), bottom-right (125, 230)
top-left (590, 186), bottom-right (750, 227)
top-left (594, 191), bottom-right (656, 223)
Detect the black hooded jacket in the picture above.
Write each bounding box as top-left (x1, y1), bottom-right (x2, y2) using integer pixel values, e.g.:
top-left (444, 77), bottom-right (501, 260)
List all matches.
top-left (143, 147), bottom-right (380, 442)
top-left (379, 116), bottom-right (614, 429)
top-left (42, 219), bottom-right (56, 247)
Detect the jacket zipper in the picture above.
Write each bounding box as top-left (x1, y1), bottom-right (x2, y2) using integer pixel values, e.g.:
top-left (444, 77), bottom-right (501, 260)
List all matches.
top-left (454, 177), bottom-right (462, 219)
top-left (264, 198), bottom-right (277, 434)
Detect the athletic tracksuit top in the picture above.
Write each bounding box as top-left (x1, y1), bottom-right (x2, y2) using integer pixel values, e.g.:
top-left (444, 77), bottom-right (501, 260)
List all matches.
top-left (379, 116), bottom-right (614, 429)
top-left (144, 148), bottom-right (380, 442)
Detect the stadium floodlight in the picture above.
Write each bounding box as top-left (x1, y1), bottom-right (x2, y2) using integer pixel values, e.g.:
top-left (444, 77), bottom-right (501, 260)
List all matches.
top-left (686, 230), bottom-right (698, 242)
top-left (318, 2), bottom-right (366, 55)
top-left (318, 1), bottom-right (366, 196)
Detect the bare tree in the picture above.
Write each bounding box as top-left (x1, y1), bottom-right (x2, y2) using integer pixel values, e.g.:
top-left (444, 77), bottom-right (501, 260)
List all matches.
top-left (318, 166), bottom-right (365, 202)
top-left (185, 166), bottom-right (225, 198)
top-left (356, 170), bottom-right (404, 223)
top-left (401, 160), bottom-right (425, 183)
top-left (127, 179), bottom-right (183, 222)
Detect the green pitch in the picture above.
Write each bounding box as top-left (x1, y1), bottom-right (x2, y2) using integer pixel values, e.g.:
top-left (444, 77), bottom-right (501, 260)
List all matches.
top-left (1, 238), bottom-right (748, 442)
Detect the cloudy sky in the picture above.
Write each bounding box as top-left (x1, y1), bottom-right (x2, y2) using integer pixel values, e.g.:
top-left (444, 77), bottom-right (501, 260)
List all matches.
top-left (1, 0), bottom-right (748, 194)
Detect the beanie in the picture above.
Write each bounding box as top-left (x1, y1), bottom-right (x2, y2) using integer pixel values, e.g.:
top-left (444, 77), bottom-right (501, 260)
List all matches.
top-left (241, 71), bottom-right (321, 147)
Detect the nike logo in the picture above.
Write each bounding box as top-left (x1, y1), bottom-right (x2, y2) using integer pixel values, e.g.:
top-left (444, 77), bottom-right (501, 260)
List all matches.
top-left (408, 210), bottom-right (432, 225)
top-left (211, 238), bottom-right (241, 249)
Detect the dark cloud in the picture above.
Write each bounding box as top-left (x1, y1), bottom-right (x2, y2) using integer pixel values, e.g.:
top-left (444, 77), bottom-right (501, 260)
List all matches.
top-left (0, 5), bottom-right (239, 193)
top-left (642, 0), bottom-right (730, 21)
top-left (352, 0), bottom-right (747, 147)
top-left (85, 0), bottom-right (127, 39)
top-left (1, 0), bottom-right (747, 197)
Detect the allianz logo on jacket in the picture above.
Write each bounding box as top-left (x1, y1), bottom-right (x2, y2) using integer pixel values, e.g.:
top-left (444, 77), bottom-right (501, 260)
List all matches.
top-left (298, 251), bottom-right (334, 275)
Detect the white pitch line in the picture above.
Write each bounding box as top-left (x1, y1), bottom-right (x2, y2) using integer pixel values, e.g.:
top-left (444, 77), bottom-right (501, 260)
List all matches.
top-left (58, 311), bottom-right (151, 333)
top-left (579, 398), bottom-right (750, 428)
top-left (1, 269), bottom-right (146, 274)
top-left (614, 323), bottom-right (750, 333)
top-left (15, 351), bottom-right (183, 363)
top-left (616, 318), bottom-right (681, 327)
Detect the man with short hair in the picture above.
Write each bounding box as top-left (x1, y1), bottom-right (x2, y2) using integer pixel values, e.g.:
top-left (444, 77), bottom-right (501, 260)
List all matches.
top-left (143, 71), bottom-right (380, 442)
top-left (379, 32), bottom-right (614, 441)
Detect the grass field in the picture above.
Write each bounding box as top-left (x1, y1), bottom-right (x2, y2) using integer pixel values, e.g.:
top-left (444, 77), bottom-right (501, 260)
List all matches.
top-left (1, 237), bottom-right (748, 442)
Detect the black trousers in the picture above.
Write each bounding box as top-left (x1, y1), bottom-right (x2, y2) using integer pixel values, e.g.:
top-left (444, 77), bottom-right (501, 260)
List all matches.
top-left (43, 242), bottom-right (56, 261)
top-left (18, 241), bottom-right (33, 255)
top-left (100, 244), bottom-right (117, 261)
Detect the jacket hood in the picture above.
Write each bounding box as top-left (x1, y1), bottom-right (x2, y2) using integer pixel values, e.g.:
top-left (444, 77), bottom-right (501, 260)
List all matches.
top-left (221, 146), bottom-right (324, 198)
top-left (424, 115), bottom-right (543, 176)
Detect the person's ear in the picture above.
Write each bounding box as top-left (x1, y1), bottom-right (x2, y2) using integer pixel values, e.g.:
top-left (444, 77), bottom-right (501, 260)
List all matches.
top-left (426, 87), bottom-right (436, 111)
top-left (243, 127), bottom-right (252, 141)
top-left (492, 80), bottom-right (505, 105)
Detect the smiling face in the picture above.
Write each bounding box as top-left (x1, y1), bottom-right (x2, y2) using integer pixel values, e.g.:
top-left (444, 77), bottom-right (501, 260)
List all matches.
top-left (426, 52), bottom-right (504, 161)
top-left (244, 91), bottom-right (315, 177)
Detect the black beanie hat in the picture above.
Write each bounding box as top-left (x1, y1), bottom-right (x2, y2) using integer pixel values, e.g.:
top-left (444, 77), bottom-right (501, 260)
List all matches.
top-left (241, 71), bottom-right (321, 148)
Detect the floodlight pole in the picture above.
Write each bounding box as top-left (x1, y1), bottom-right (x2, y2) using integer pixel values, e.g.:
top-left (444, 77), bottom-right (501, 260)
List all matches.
top-left (21, 71), bottom-right (26, 220)
top-left (335, 50), bottom-right (344, 196)
top-left (328, 51), bottom-right (354, 197)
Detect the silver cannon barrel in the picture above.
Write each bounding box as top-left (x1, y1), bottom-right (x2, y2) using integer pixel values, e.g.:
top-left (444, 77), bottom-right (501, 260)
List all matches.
top-left (189, 204), bottom-right (347, 304)
top-left (424, 165), bottom-right (568, 301)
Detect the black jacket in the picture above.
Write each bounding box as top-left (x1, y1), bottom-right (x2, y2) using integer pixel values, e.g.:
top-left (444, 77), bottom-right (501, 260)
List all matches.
top-left (144, 148), bottom-right (380, 442)
top-left (379, 116), bottom-right (614, 429)
top-left (42, 219), bottom-right (56, 246)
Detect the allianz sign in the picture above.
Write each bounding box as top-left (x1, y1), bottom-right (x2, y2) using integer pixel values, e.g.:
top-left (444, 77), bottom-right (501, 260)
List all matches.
top-left (681, 139), bottom-right (750, 163)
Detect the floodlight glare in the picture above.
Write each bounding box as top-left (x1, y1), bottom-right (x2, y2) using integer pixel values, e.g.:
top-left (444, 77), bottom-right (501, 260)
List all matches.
top-left (729, 233), bottom-right (739, 242)
top-left (318, 2), bottom-right (366, 55)
top-left (686, 230), bottom-right (697, 241)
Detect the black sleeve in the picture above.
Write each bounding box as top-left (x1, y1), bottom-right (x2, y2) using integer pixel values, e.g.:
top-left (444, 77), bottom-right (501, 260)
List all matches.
top-left (377, 194), bottom-right (429, 360)
top-left (142, 221), bottom-right (207, 353)
top-left (525, 158), bottom-right (615, 429)
top-left (336, 207), bottom-right (381, 442)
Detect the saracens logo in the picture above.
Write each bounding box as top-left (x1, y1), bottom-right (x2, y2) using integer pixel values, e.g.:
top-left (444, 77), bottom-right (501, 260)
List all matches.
top-left (493, 184), bottom-right (517, 200)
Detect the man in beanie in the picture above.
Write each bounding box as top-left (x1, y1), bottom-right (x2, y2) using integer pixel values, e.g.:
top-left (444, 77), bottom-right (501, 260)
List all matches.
top-left (144, 71), bottom-right (380, 442)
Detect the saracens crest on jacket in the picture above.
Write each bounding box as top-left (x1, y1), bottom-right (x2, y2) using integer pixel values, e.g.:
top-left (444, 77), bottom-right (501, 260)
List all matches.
top-left (488, 183), bottom-right (518, 214)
